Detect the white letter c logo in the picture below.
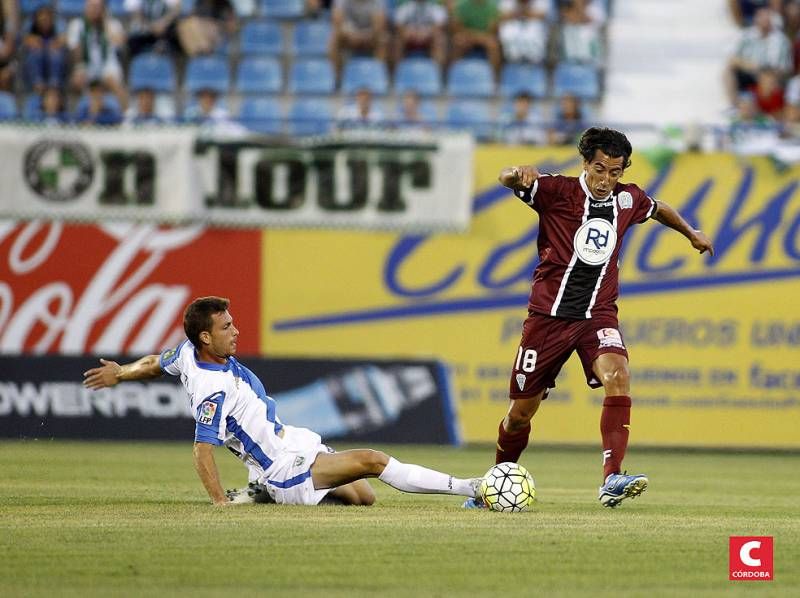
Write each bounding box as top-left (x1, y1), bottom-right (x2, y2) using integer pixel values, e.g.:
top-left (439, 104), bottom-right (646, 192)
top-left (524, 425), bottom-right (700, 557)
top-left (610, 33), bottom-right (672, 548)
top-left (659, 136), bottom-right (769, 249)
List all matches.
top-left (740, 541), bottom-right (761, 567)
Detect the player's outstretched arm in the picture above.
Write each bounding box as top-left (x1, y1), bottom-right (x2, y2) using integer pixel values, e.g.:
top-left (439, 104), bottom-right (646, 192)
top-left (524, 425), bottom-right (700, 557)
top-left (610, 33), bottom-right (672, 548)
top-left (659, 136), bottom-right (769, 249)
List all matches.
top-left (653, 201), bottom-right (714, 256)
top-left (193, 442), bottom-right (229, 506)
top-left (498, 164), bottom-right (540, 190)
top-left (82, 355), bottom-right (163, 390)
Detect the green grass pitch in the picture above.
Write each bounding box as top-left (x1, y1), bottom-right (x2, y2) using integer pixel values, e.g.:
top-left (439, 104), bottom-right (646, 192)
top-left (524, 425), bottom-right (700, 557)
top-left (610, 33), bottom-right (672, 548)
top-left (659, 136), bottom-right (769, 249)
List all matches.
top-left (1, 441), bottom-right (797, 597)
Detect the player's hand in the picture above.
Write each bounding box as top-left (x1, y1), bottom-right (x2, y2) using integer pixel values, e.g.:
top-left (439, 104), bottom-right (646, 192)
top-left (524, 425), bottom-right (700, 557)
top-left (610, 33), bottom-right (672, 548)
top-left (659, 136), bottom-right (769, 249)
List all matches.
top-left (513, 165), bottom-right (539, 189)
top-left (690, 230), bottom-right (714, 256)
top-left (82, 358), bottom-right (122, 390)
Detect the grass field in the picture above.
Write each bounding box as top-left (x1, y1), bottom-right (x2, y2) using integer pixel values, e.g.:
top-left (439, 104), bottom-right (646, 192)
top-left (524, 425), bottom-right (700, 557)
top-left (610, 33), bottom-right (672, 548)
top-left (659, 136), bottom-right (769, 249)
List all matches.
top-left (1, 441), bottom-right (797, 597)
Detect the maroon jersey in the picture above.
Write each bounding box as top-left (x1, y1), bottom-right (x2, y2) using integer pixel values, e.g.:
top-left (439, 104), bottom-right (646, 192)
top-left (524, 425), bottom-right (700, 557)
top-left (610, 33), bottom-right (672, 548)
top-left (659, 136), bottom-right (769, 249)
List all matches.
top-left (514, 171), bottom-right (657, 320)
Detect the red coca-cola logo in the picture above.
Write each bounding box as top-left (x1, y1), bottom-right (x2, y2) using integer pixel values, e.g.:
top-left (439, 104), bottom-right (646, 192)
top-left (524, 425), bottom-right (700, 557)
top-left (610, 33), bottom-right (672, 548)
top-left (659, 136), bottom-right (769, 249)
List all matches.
top-left (0, 222), bottom-right (261, 356)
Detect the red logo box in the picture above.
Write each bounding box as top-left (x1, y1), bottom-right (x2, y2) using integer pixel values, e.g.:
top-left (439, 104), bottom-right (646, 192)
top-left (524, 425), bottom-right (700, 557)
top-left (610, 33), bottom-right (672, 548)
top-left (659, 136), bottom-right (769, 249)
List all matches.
top-left (729, 536), bottom-right (774, 581)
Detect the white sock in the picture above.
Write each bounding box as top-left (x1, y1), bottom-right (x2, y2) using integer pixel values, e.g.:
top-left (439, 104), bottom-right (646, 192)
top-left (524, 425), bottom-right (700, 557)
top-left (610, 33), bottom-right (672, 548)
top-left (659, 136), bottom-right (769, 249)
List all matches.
top-left (378, 457), bottom-right (476, 497)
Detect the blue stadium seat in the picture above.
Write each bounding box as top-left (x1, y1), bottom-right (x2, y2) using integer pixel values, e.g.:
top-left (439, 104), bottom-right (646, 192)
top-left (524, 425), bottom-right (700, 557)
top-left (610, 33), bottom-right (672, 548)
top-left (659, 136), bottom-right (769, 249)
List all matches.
top-left (0, 92), bottom-right (17, 121)
top-left (446, 99), bottom-right (494, 140)
top-left (58, 0), bottom-right (86, 16)
top-left (185, 56), bottom-right (230, 94)
top-left (291, 20), bottom-right (332, 56)
top-left (235, 57), bottom-right (282, 94)
top-left (239, 20), bottom-right (283, 55)
top-left (288, 98), bottom-right (333, 136)
top-left (181, 0), bottom-right (196, 15)
top-left (447, 59), bottom-right (494, 97)
top-left (261, 0), bottom-right (305, 19)
top-left (394, 58), bottom-right (442, 97)
top-left (500, 64), bottom-right (548, 99)
top-left (238, 97), bottom-right (283, 134)
top-left (553, 63), bottom-right (600, 100)
top-left (342, 58), bottom-right (389, 95)
top-left (21, 0), bottom-right (47, 14)
top-left (23, 94), bottom-right (41, 120)
top-left (129, 53), bottom-right (177, 93)
top-left (108, 0), bottom-right (127, 16)
top-left (394, 99), bottom-right (438, 126)
top-left (289, 59), bottom-right (335, 95)
top-left (75, 93), bottom-right (122, 115)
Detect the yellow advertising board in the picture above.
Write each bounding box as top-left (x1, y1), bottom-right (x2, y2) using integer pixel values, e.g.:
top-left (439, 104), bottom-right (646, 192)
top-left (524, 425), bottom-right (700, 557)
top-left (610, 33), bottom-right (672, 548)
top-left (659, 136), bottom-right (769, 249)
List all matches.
top-left (262, 146), bottom-right (800, 448)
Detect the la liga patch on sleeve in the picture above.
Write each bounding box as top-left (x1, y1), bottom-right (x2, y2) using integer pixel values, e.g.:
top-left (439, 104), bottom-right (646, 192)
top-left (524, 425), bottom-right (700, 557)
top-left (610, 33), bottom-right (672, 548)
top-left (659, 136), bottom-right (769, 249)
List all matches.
top-left (198, 400), bottom-right (218, 425)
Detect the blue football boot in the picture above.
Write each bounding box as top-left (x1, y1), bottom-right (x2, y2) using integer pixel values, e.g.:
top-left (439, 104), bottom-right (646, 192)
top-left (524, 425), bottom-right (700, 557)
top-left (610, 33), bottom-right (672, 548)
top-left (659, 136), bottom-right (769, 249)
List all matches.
top-left (462, 478), bottom-right (486, 509)
top-left (598, 472), bottom-right (648, 508)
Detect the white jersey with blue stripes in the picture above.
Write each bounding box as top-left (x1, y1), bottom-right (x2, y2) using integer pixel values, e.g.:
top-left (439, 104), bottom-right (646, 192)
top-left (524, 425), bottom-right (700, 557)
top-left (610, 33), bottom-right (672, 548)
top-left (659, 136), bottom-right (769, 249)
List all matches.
top-left (159, 340), bottom-right (289, 480)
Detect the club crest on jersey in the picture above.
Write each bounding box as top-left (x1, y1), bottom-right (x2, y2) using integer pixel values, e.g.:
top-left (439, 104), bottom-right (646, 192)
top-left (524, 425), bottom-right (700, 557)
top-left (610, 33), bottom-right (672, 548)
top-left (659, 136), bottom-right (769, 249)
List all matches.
top-left (516, 373), bottom-right (526, 391)
top-left (617, 191), bottom-right (633, 209)
top-left (198, 400), bottom-right (218, 425)
top-left (597, 328), bottom-right (625, 349)
top-left (573, 218), bottom-right (617, 265)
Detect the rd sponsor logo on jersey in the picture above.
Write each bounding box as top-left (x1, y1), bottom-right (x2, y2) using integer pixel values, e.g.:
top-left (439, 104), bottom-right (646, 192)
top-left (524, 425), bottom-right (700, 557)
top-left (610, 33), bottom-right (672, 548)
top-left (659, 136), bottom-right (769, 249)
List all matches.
top-left (198, 400), bottom-right (218, 425)
top-left (573, 218), bottom-right (617, 265)
top-left (597, 328), bottom-right (625, 349)
top-left (729, 536), bottom-right (774, 581)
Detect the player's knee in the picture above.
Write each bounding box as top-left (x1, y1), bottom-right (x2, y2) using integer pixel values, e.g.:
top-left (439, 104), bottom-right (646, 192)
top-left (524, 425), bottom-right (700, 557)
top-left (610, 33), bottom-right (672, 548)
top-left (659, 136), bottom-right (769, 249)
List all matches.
top-left (359, 449), bottom-right (389, 475)
top-left (600, 366), bottom-right (630, 391)
top-left (358, 485), bottom-right (376, 506)
top-left (506, 410), bottom-right (533, 431)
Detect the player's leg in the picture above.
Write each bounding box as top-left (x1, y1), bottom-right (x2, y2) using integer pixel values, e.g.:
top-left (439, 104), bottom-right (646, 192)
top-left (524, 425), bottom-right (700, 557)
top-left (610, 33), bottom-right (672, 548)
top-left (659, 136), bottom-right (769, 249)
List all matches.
top-left (310, 449), bottom-right (479, 498)
top-left (496, 392), bottom-right (544, 464)
top-left (326, 480), bottom-right (376, 505)
top-left (592, 351), bottom-right (632, 479)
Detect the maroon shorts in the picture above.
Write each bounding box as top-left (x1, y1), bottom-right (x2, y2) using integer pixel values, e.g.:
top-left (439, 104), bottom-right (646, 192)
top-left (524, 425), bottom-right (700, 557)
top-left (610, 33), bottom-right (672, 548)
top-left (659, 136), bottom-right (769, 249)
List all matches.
top-left (508, 312), bottom-right (629, 399)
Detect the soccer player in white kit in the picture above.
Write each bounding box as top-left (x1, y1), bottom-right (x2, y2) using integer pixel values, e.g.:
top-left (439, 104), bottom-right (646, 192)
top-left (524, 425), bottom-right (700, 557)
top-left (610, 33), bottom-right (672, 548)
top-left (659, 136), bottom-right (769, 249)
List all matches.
top-left (83, 296), bottom-right (482, 507)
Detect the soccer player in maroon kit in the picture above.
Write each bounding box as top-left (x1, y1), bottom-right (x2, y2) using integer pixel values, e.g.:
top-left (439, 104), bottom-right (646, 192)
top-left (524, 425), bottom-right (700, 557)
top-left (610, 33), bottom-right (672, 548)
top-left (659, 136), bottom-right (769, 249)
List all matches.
top-left (467, 128), bottom-right (714, 508)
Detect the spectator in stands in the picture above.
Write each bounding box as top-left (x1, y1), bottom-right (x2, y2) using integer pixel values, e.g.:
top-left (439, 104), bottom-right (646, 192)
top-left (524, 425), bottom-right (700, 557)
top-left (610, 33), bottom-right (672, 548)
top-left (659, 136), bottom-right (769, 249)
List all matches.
top-left (548, 92), bottom-right (585, 145)
top-left (75, 78), bottom-right (123, 125)
top-left (185, 86), bottom-right (247, 135)
top-left (750, 67), bottom-right (786, 116)
top-left (393, 0), bottom-right (448, 68)
top-left (450, 0), bottom-right (501, 78)
top-left (329, 0), bottom-right (389, 78)
top-left (33, 85), bottom-right (69, 124)
top-left (499, 91), bottom-right (545, 144)
top-left (727, 90), bottom-right (781, 152)
top-left (396, 89), bottom-right (431, 130)
top-left (125, 0), bottom-right (182, 58)
top-left (727, 7), bottom-right (792, 104)
top-left (0, 0), bottom-right (19, 91)
top-left (498, 0), bottom-right (551, 64)
top-left (782, 69), bottom-right (800, 128)
top-left (67, 0), bottom-right (127, 109)
top-left (176, 0), bottom-right (237, 57)
top-left (728, 0), bottom-right (775, 27)
top-left (337, 86), bottom-right (384, 129)
top-left (22, 5), bottom-right (67, 94)
top-left (560, 0), bottom-right (603, 65)
top-left (124, 86), bottom-right (165, 125)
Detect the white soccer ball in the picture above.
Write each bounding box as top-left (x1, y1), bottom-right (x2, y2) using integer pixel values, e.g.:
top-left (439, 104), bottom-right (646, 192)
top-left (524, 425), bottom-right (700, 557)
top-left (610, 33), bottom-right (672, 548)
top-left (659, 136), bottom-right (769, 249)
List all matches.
top-left (480, 462), bottom-right (536, 513)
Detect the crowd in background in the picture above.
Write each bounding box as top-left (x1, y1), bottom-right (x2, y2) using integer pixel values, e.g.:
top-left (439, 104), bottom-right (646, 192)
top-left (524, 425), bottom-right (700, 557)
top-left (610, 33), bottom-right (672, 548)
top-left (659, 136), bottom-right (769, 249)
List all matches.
top-left (726, 0), bottom-right (800, 149)
top-left (0, 0), bottom-right (609, 142)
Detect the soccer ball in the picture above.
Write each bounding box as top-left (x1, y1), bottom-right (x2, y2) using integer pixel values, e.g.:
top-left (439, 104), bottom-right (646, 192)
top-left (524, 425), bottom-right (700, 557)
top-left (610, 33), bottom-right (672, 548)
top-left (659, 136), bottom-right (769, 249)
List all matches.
top-left (480, 462), bottom-right (536, 512)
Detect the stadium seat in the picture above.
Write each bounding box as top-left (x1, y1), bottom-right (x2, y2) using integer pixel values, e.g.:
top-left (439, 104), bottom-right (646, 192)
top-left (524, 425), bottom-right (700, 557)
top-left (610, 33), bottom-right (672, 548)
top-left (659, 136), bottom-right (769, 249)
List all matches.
top-left (238, 97), bottom-right (283, 134)
top-left (239, 20), bottom-right (283, 55)
top-left (21, 0), bottom-right (47, 14)
top-left (500, 64), bottom-right (548, 99)
top-left (341, 58), bottom-right (389, 95)
top-left (22, 94), bottom-right (41, 120)
top-left (128, 53), bottom-right (177, 93)
top-left (288, 98), bottom-right (333, 136)
top-left (394, 58), bottom-right (442, 97)
top-left (58, 0), bottom-right (85, 16)
top-left (553, 63), bottom-right (601, 100)
top-left (75, 93), bottom-right (122, 115)
top-left (108, 0), bottom-right (126, 16)
top-left (446, 99), bottom-right (494, 140)
top-left (393, 99), bottom-right (438, 126)
top-left (291, 20), bottom-right (332, 56)
top-left (235, 57), bottom-right (282, 94)
top-left (260, 0), bottom-right (305, 19)
top-left (289, 59), bottom-right (335, 95)
top-left (181, 0), bottom-right (196, 15)
top-left (446, 59), bottom-right (494, 98)
top-left (0, 92), bottom-right (17, 121)
top-left (185, 56), bottom-right (230, 94)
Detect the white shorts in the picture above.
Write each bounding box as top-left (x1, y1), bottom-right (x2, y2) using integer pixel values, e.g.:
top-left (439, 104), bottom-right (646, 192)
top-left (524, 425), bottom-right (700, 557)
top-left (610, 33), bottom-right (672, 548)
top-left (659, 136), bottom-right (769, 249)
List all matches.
top-left (258, 425), bottom-right (334, 506)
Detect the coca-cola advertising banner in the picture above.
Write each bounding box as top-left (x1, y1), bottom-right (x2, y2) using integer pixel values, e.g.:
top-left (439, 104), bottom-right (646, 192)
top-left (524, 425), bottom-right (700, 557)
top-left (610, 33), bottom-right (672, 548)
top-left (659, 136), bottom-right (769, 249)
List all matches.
top-left (0, 221), bottom-right (261, 356)
top-left (0, 125), bottom-right (473, 231)
top-left (0, 356), bottom-right (458, 444)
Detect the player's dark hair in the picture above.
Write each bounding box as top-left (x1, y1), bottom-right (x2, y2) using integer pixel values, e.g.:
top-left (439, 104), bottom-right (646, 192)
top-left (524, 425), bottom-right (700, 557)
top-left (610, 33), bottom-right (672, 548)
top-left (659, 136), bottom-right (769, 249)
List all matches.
top-left (578, 127), bottom-right (633, 170)
top-left (184, 296), bottom-right (230, 347)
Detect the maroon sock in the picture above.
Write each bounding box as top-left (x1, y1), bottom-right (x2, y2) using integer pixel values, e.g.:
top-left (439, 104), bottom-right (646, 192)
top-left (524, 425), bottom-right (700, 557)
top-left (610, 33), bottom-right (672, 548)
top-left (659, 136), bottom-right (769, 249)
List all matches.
top-left (601, 395), bottom-right (631, 480)
top-left (495, 420), bottom-right (531, 464)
